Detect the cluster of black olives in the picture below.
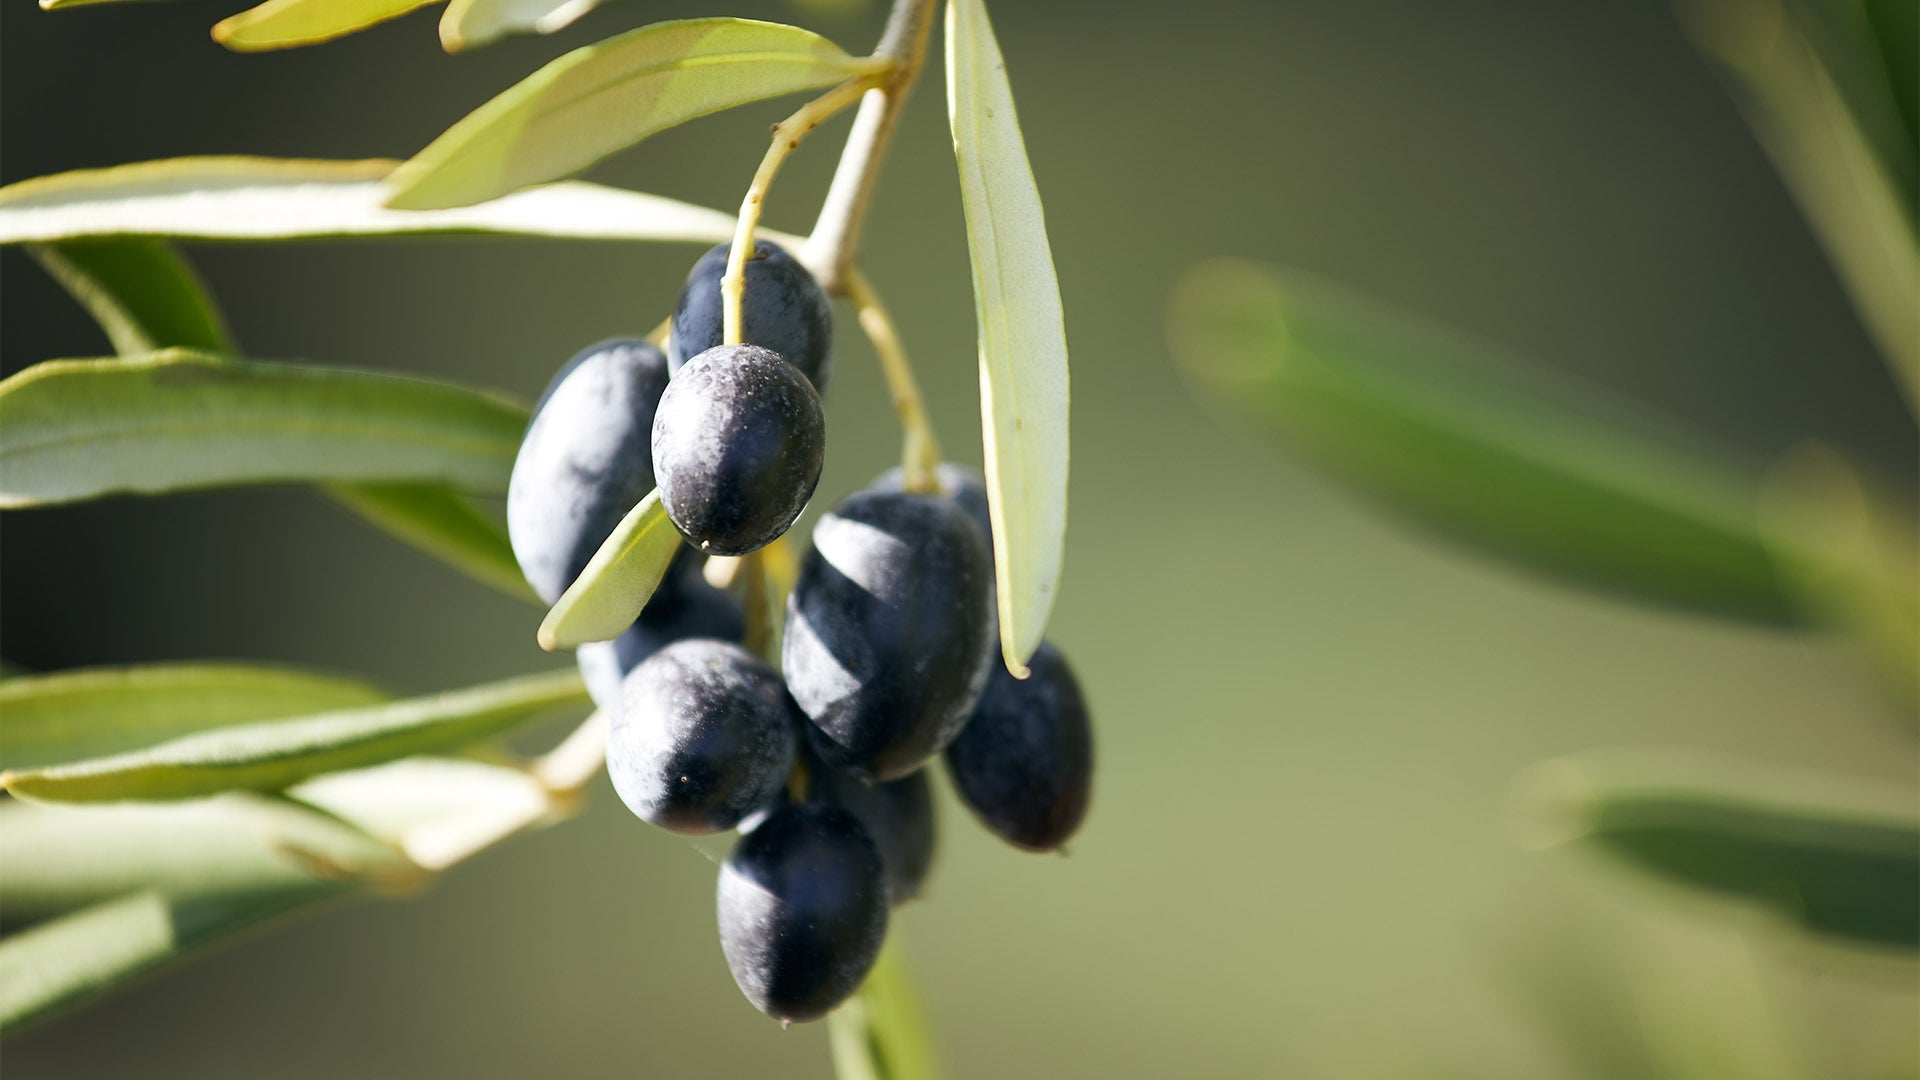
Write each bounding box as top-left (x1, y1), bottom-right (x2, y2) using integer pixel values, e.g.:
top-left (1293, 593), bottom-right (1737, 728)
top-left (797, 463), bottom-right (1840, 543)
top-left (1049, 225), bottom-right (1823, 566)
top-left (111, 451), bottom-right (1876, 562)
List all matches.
top-left (507, 240), bottom-right (1092, 1024)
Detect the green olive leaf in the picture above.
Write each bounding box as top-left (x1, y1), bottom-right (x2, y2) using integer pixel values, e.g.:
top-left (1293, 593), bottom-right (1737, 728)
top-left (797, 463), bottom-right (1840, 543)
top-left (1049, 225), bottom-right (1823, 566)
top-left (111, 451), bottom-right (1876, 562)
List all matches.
top-left (0, 157), bottom-right (780, 247)
top-left (322, 482), bottom-right (536, 603)
top-left (1758, 446), bottom-right (1919, 717)
top-left (0, 669), bottom-right (587, 802)
top-left (946, 0), bottom-right (1071, 679)
top-left (0, 757), bottom-right (552, 1027)
top-left (0, 794), bottom-right (405, 922)
top-left (213, 0), bottom-right (442, 52)
top-left (536, 489), bottom-right (679, 650)
top-left (0, 889), bottom-right (336, 1032)
top-left (1681, 0), bottom-right (1920, 414)
top-left (21, 237), bottom-right (538, 601)
top-left (0, 663), bottom-right (389, 773)
top-left (1170, 260), bottom-right (1802, 626)
top-left (0, 751), bottom-right (566, 1029)
top-left (25, 241), bottom-right (231, 356)
top-left (1515, 753), bottom-right (1920, 949)
top-left (0, 350), bottom-right (529, 508)
top-left (292, 757), bottom-right (553, 868)
top-left (385, 18), bottom-right (886, 210)
top-left (438, 0), bottom-right (605, 52)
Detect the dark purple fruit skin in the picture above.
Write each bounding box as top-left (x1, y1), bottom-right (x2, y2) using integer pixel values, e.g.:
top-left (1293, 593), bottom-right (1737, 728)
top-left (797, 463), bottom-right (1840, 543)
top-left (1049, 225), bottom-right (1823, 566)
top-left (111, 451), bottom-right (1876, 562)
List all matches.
top-left (669, 240), bottom-right (833, 393)
top-left (872, 463), bottom-right (991, 547)
top-left (606, 639), bottom-right (796, 835)
top-left (783, 490), bottom-right (996, 782)
top-left (652, 344), bottom-right (824, 557)
top-left (717, 803), bottom-right (887, 1023)
top-left (944, 642), bottom-right (1092, 852)
top-left (805, 753), bottom-right (935, 904)
top-left (508, 338), bottom-right (670, 605)
top-left (577, 546), bottom-right (744, 713)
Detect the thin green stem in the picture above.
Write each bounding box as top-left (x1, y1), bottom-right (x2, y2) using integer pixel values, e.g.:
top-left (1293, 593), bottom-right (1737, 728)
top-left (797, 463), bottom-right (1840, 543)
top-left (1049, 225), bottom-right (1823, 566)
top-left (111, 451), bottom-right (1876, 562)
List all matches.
top-left (803, 0), bottom-right (940, 293)
top-left (828, 935), bottom-right (940, 1080)
top-left (722, 77), bottom-right (884, 346)
top-left (845, 269), bottom-right (941, 491)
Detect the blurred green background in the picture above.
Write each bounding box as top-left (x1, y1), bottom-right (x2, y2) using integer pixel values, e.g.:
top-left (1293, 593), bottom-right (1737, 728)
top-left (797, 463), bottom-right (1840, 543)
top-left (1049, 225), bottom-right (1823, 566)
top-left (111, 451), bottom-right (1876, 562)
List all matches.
top-left (3, 0), bottom-right (1915, 1076)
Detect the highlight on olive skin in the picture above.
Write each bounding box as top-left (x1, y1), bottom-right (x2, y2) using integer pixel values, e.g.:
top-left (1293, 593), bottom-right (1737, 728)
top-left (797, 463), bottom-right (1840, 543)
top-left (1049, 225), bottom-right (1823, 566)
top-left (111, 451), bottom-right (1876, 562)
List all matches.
top-left (669, 239), bottom-right (835, 394)
top-left (605, 639), bottom-right (798, 835)
top-left (783, 487), bottom-right (998, 782)
top-left (508, 337), bottom-right (671, 606)
top-left (652, 343), bottom-right (825, 557)
top-left (718, 803), bottom-right (888, 1024)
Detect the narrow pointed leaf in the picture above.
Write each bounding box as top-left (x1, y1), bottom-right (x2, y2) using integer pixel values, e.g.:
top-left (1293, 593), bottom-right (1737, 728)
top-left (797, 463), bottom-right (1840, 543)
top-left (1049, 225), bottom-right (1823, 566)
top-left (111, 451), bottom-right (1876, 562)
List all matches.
top-left (946, 0), bottom-right (1071, 679)
top-left (0, 889), bottom-right (340, 1031)
top-left (322, 483), bottom-right (536, 602)
top-left (1759, 446), bottom-right (1919, 715)
top-left (0, 754), bottom-right (556, 1027)
top-left (536, 489), bottom-right (677, 650)
top-left (23, 236), bottom-right (539, 601)
top-left (1170, 260), bottom-right (1801, 625)
top-left (1517, 754), bottom-right (1920, 948)
top-left (0, 663), bottom-right (388, 773)
top-left (0, 794), bottom-right (405, 920)
top-left (384, 18), bottom-right (883, 210)
top-left (293, 757), bottom-right (552, 868)
top-left (1683, 0), bottom-right (1920, 413)
top-left (25, 241), bottom-right (231, 356)
top-left (0, 669), bottom-right (587, 802)
top-left (439, 0), bottom-right (606, 52)
top-left (0, 350), bottom-right (529, 508)
top-left (213, 0), bottom-right (442, 52)
top-left (0, 158), bottom-right (774, 246)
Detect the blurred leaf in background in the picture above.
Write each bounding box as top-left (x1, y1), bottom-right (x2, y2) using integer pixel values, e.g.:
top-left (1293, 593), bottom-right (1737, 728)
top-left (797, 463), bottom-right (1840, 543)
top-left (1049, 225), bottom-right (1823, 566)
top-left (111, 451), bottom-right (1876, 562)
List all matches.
top-left (1679, 0), bottom-right (1919, 412)
top-left (1169, 259), bottom-right (1802, 626)
top-left (1513, 752), bottom-right (1919, 950)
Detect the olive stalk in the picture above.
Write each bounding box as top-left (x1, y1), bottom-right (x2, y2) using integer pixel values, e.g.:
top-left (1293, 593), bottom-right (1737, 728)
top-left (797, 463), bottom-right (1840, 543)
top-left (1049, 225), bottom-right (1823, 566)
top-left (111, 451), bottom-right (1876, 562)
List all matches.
top-left (846, 269), bottom-right (941, 493)
top-left (720, 76), bottom-right (883, 347)
top-left (802, 0), bottom-right (940, 294)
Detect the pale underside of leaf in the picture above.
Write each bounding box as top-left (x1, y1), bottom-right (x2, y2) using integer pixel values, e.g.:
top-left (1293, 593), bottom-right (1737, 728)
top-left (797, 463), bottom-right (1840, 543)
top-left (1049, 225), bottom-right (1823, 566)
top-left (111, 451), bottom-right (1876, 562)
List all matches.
top-left (946, 0), bottom-right (1071, 679)
top-left (0, 669), bottom-right (587, 802)
top-left (537, 489), bottom-right (679, 650)
top-left (0, 793), bottom-right (405, 920)
top-left (1169, 260), bottom-right (1802, 626)
top-left (0, 158), bottom-right (795, 247)
top-left (0, 663), bottom-right (389, 773)
top-left (439, 0), bottom-right (605, 52)
top-left (293, 757), bottom-right (552, 868)
top-left (213, 0), bottom-right (443, 52)
top-left (0, 350), bottom-right (530, 508)
top-left (384, 18), bottom-right (886, 210)
top-left (0, 889), bottom-right (340, 1031)
top-left (0, 756), bottom-right (547, 1031)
